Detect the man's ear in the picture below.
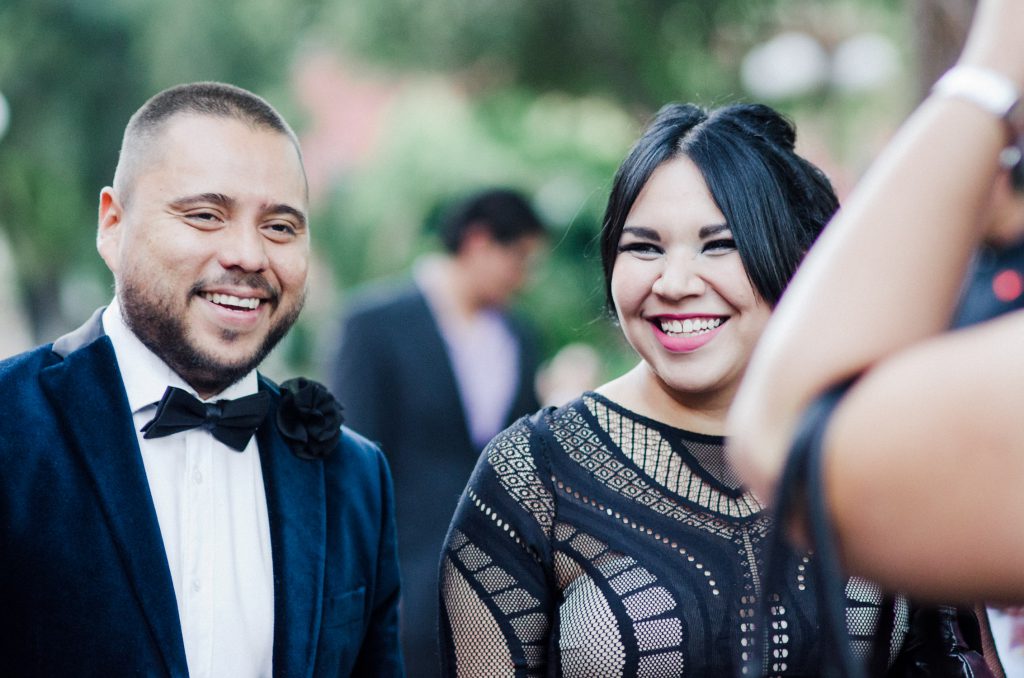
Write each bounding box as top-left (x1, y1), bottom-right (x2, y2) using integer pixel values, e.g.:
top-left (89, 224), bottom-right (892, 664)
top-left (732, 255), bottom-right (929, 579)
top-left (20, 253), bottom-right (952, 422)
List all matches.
top-left (96, 187), bottom-right (123, 274)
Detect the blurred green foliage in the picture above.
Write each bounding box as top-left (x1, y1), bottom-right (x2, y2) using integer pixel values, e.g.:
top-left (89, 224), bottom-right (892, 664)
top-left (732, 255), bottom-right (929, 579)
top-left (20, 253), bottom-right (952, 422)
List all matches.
top-left (0, 0), bottom-right (908, 385)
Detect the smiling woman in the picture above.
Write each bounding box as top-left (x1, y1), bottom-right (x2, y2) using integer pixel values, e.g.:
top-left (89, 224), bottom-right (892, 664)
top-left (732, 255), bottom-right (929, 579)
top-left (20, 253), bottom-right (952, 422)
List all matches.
top-left (436, 103), bottom-right (917, 676)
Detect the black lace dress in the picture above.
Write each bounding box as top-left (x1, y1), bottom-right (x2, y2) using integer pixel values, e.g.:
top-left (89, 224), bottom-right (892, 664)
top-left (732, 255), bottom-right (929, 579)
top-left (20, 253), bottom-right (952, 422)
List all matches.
top-left (439, 393), bottom-right (906, 677)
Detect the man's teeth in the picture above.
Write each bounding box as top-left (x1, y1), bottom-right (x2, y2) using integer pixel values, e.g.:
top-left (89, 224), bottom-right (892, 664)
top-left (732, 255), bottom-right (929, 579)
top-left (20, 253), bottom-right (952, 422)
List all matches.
top-left (659, 317), bottom-right (723, 336)
top-left (203, 293), bottom-right (260, 310)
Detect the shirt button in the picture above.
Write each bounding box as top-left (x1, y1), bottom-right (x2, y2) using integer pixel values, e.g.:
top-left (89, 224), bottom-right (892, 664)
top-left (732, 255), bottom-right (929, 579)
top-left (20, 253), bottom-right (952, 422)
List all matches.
top-left (192, 580), bottom-right (201, 593)
top-left (192, 468), bottom-right (203, 484)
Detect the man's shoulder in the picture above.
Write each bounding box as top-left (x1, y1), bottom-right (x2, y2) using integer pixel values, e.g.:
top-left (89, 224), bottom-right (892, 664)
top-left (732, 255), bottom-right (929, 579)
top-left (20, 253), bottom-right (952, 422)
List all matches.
top-left (0, 344), bottom-right (66, 448)
top-left (341, 278), bottom-right (425, 321)
top-left (324, 425), bottom-right (395, 504)
top-left (0, 343), bottom-right (57, 389)
top-left (337, 424), bottom-right (384, 467)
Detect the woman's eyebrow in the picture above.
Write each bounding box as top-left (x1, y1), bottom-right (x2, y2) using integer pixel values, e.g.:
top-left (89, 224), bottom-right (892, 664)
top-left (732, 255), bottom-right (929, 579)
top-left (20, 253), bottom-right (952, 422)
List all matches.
top-left (621, 226), bottom-right (660, 241)
top-left (698, 223), bottom-right (730, 239)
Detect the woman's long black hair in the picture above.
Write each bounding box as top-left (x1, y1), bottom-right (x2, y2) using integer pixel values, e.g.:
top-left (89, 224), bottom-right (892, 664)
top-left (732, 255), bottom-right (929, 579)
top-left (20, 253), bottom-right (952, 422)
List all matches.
top-left (600, 102), bottom-right (839, 312)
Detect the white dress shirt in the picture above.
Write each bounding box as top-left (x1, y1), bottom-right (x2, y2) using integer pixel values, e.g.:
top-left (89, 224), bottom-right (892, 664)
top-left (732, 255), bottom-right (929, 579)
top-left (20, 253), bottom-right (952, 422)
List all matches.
top-left (103, 300), bottom-right (274, 678)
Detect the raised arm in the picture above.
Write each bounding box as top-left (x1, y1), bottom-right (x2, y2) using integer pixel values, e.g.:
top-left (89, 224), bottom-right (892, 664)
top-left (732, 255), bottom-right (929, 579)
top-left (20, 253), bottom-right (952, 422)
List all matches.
top-left (728, 0), bottom-right (1024, 600)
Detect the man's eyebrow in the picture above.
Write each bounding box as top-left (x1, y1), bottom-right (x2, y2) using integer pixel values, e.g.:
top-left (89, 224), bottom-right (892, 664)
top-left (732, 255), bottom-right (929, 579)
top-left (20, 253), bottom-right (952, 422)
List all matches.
top-left (169, 193), bottom-right (235, 210)
top-left (266, 203), bottom-right (308, 228)
top-left (621, 226), bottom-right (661, 241)
top-left (698, 223), bottom-right (730, 239)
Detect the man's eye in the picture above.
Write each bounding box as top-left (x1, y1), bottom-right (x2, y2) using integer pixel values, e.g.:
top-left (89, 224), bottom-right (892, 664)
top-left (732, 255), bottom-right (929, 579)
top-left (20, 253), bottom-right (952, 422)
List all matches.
top-left (266, 222), bottom-right (297, 237)
top-left (703, 238), bottom-right (736, 254)
top-left (187, 211), bottom-right (219, 222)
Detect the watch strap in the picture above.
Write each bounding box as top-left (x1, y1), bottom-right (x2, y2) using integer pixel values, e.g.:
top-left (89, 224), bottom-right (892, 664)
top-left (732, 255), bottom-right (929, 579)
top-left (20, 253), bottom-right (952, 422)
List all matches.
top-left (933, 65), bottom-right (1023, 140)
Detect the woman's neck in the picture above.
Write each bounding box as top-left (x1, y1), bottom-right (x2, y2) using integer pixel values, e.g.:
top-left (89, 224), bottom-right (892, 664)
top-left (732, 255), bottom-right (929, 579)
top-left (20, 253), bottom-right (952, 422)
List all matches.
top-left (594, 362), bottom-right (733, 435)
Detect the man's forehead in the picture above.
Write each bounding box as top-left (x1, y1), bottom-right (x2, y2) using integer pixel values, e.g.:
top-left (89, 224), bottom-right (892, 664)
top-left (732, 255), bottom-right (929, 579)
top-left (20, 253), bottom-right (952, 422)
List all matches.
top-left (142, 115), bottom-right (303, 181)
top-left (147, 111), bottom-right (288, 149)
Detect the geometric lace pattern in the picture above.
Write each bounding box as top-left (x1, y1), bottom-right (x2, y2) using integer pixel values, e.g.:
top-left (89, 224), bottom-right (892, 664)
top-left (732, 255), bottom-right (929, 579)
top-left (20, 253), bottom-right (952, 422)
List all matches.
top-left (486, 417), bottom-right (555, 535)
top-left (549, 397), bottom-right (765, 540)
top-left (442, 529), bottom-right (548, 677)
top-left (440, 395), bottom-right (907, 677)
top-left (587, 394), bottom-right (761, 516)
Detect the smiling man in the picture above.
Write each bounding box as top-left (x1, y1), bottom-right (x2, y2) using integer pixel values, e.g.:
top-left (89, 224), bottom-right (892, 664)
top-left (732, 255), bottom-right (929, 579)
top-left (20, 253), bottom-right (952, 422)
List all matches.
top-left (0, 82), bottom-right (403, 677)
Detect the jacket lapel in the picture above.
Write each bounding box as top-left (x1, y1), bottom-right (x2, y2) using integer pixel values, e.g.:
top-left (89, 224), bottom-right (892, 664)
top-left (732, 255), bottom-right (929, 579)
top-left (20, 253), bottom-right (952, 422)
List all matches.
top-left (257, 380), bottom-right (327, 678)
top-left (412, 288), bottom-right (474, 447)
top-left (39, 331), bottom-right (188, 677)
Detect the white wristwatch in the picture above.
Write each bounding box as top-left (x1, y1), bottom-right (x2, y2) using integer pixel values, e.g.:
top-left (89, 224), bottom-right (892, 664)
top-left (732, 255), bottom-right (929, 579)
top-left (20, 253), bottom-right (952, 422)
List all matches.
top-left (932, 65), bottom-right (1024, 140)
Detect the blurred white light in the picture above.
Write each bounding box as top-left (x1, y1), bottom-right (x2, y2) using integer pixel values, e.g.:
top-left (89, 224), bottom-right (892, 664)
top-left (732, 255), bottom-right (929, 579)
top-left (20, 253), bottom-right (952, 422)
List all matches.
top-left (741, 31), bottom-right (829, 100)
top-left (0, 91), bottom-right (9, 141)
top-left (832, 33), bottom-right (900, 93)
top-left (535, 174), bottom-right (589, 229)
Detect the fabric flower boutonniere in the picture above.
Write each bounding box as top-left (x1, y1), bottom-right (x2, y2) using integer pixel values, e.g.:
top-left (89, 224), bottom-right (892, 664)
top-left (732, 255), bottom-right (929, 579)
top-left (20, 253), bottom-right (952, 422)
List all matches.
top-left (276, 377), bottom-right (344, 460)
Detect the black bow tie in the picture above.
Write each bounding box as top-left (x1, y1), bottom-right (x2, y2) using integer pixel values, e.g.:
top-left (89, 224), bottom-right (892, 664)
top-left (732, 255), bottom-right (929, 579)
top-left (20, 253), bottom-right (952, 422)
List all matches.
top-left (141, 386), bottom-right (271, 451)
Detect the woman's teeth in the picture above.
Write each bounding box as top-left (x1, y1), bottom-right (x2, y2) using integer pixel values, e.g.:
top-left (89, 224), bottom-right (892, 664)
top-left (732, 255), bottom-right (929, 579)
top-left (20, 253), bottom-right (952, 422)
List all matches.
top-left (659, 317), bottom-right (723, 336)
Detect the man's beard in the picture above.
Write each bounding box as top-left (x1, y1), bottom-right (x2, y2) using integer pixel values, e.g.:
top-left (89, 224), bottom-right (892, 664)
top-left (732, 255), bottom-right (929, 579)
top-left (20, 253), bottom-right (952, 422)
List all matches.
top-left (119, 274), bottom-right (304, 396)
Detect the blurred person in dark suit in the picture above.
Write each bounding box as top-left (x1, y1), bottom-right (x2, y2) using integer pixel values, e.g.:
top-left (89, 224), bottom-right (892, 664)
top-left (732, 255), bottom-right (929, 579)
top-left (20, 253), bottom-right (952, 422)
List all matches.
top-left (329, 187), bottom-right (547, 676)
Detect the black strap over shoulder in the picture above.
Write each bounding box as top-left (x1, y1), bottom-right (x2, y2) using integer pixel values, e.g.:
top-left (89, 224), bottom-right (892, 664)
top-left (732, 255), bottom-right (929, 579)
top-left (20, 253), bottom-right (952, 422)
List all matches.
top-left (751, 379), bottom-right (861, 677)
top-left (750, 380), bottom-right (995, 678)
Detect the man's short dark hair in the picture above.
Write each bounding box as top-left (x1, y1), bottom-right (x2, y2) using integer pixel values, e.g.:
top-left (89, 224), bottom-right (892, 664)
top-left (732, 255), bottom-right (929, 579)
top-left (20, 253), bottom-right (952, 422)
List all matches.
top-left (112, 81), bottom-right (303, 200)
top-left (438, 188), bottom-right (546, 254)
top-left (129, 81), bottom-right (296, 140)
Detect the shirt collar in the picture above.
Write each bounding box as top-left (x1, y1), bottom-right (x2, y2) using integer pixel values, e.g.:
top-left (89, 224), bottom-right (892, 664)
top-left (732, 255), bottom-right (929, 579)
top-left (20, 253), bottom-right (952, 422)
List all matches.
top-left (102, 298), bottom-right (259, 415)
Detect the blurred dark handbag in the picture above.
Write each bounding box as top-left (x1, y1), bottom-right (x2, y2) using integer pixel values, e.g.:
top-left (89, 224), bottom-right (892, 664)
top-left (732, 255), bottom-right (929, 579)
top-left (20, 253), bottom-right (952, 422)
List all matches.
top-left (750, 380), bottom-right (994, 678)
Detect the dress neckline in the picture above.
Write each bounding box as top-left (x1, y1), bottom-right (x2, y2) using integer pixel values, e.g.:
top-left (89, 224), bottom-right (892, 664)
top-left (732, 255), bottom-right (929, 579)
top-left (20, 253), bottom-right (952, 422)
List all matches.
top-left (578, 391), bottom-right (750, 500)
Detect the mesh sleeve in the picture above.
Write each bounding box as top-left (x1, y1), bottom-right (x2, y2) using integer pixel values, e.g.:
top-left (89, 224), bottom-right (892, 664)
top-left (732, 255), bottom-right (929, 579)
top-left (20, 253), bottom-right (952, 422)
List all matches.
top-left (439, 417), bottom-right (556, 677)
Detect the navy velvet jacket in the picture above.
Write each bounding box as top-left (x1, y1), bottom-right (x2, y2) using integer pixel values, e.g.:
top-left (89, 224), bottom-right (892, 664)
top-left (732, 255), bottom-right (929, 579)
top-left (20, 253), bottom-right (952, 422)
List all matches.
top-left (0, 312), bottom-right (404, 677)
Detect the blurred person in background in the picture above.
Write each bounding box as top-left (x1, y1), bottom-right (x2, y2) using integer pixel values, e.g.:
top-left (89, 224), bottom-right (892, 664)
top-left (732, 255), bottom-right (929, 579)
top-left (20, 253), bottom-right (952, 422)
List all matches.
top-left (437, 102), bottom-right (927, 675)
top-left (329, 187), bottom-right (547, 676)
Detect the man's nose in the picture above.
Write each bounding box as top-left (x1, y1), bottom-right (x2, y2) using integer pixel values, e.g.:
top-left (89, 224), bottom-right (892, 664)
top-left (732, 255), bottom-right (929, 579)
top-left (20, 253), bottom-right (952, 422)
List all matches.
top-left (218, 225), bottom-right (269, 272)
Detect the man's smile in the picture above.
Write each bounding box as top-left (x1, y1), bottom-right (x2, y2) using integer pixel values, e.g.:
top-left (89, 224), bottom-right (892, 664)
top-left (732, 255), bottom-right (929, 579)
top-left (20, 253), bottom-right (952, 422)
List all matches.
top-left (201, 292), bottom-right (262, 310)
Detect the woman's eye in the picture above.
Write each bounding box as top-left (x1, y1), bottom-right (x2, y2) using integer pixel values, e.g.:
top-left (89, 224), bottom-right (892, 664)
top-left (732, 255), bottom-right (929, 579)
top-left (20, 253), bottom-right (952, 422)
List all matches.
top-left (618, 242), bottom-right (662, 257)
top-left (703, 238), bottom-right (736, 254)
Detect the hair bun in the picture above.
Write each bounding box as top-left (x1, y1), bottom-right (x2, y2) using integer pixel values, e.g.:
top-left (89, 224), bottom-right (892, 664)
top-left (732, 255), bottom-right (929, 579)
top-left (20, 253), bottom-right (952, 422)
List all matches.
top-left (717, 103), bottom-right (797, 151)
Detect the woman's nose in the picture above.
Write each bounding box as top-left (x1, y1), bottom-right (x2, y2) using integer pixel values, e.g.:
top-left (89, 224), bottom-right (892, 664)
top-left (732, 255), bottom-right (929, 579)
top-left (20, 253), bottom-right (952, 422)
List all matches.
top-left (651, 254), bottom-right (706, 299)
